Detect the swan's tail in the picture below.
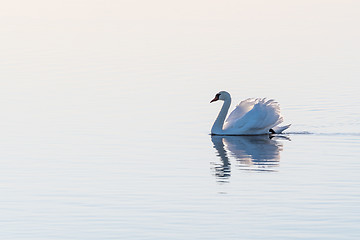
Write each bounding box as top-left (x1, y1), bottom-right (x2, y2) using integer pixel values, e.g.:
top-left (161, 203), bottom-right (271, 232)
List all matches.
top-left (269, 124), bottom-right (291, 134)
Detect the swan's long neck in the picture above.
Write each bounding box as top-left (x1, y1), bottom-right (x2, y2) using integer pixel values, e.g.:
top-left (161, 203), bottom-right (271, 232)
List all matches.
top-left (211, 98), bottom-right (231, 134)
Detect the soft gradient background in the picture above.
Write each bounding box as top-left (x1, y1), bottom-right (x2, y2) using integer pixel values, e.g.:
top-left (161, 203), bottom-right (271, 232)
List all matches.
top-left (1, 1), bottom-right (360, 239)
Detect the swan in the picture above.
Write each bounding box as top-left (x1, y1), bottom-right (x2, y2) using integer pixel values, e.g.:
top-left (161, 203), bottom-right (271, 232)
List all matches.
top-left (210, 91), bottom-right (290, 135)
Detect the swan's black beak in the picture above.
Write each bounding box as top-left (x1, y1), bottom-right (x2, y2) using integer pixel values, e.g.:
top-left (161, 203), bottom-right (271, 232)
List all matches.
top-left (210, 94), bottom-right (219, 103)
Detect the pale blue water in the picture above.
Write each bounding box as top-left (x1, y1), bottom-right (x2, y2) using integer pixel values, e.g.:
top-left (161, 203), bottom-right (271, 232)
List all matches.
top-left (1, 1), bottom-right (360, 239)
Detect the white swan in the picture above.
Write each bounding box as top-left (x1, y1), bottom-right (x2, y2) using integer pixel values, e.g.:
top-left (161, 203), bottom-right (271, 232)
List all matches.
top-left (210, 91), bottom-right (290, 135)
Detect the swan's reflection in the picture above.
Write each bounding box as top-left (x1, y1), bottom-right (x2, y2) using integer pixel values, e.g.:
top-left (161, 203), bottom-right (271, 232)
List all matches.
top-left (211, 135), bottom-right (289, 182)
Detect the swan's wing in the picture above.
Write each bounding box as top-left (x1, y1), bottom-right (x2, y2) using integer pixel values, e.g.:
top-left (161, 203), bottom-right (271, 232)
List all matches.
top-left (225, 98), bottom-right (283, 134)
top-left (225, 98), bottom-right (259, 125)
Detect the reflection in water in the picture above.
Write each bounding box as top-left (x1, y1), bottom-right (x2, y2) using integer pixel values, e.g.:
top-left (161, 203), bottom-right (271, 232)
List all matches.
top-left (211, 135), bottom-right (289, 182)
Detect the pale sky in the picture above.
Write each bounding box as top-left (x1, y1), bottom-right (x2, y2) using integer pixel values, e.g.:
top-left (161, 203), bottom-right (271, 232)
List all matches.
top-left (1, 0), bottom-right (359, 134)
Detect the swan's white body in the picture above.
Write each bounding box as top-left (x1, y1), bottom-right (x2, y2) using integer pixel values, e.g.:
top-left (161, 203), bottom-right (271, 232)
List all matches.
top-left (210, 91), bottom-right (290, 135)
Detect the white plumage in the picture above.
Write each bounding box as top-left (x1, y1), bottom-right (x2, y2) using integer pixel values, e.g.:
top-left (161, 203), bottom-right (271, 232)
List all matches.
top-left (210, 91), bottom-right (290, 135)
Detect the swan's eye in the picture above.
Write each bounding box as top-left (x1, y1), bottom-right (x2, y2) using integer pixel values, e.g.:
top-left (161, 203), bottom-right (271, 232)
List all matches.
top-left (216, 93), bottom-right (221, 97)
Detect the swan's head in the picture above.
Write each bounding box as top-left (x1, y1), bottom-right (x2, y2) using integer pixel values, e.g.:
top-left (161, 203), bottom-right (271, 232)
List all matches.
top-left (210, 91), bottom-right (231, 103)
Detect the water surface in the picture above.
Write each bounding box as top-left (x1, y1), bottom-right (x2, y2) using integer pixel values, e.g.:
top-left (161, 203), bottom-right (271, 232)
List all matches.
top-left (1, 1), bottom-right (360, 239)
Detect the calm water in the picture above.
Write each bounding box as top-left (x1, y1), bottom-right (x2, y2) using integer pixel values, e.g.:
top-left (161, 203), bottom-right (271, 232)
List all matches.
top-left (1, 1), bottom-right (360, 239)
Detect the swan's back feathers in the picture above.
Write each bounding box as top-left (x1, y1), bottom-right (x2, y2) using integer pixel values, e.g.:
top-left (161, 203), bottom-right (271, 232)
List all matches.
top-left (224, 98), bottom-right (283, 135)
top-left (225, 98), bottom-right (259, 124)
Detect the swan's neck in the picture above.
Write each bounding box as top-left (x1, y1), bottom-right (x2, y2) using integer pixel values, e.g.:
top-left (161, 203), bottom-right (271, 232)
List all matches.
top-left (211, 98), bottom-right (231, 134)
